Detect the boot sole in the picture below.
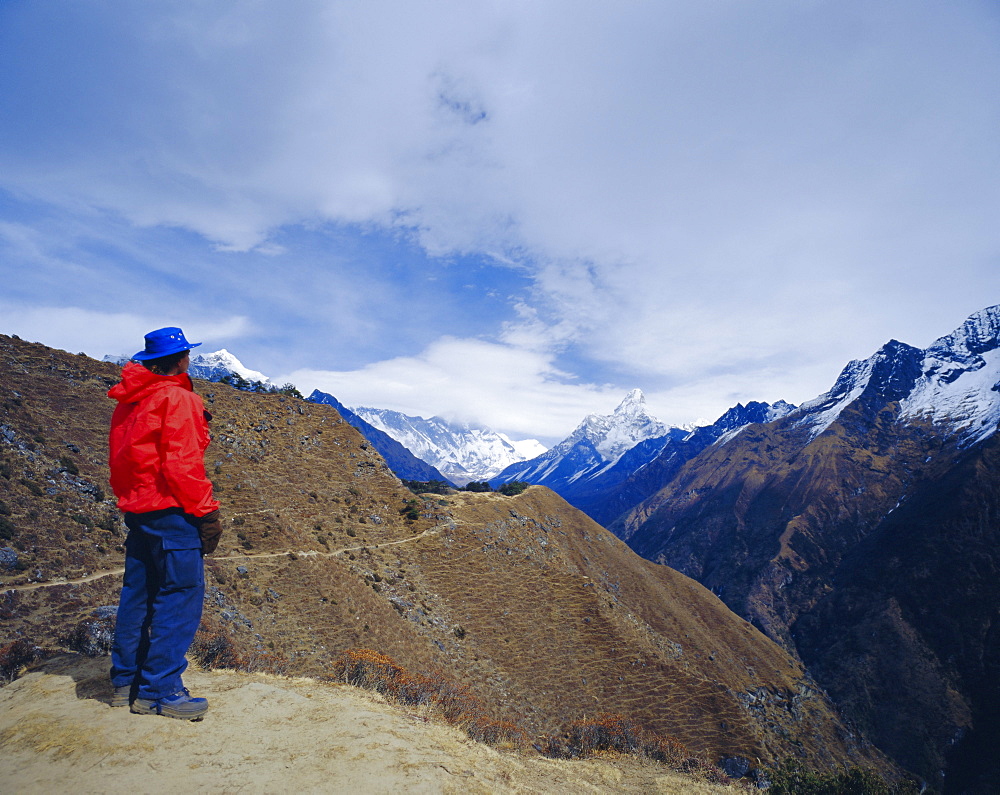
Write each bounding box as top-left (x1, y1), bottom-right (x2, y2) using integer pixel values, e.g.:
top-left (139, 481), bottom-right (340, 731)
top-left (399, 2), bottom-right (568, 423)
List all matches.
top-left (131, 701), bottom-right (208, 721)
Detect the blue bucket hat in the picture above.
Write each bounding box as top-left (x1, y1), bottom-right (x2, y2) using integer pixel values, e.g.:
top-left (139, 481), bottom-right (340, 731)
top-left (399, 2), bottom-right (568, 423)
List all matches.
top-left (133, 327), bottom-right (202, 361)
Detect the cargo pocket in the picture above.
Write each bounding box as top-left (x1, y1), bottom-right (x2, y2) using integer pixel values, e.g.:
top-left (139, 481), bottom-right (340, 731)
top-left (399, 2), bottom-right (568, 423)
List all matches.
top-left (161, 535), bottom-right (205, 592)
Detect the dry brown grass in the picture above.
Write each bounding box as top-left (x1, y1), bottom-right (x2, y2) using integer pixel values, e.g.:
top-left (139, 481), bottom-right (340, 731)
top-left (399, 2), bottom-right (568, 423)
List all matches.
top-left (332, 648), bottom-right (738, 786)
top-left (331, 648), bottom-right (527, 748)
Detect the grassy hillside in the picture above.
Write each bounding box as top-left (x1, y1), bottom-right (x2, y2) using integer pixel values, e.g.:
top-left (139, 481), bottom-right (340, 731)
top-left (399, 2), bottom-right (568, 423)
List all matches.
top-left (1, 334), bottom-right (891, 779)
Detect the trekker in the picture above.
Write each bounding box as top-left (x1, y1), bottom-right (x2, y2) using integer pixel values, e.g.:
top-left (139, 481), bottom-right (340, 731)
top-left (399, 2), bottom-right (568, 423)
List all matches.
top-left (107, 327), bottom-right (223, 720)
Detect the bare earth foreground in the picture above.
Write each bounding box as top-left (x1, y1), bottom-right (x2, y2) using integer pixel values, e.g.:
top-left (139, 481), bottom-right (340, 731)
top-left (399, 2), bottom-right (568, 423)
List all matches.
top-left (1, 655), bottom-right (735, 794)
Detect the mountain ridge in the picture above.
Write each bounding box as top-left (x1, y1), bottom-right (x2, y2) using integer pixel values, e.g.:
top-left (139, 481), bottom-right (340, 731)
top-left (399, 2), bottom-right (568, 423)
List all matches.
top-left (612, 304), bottom-right (1000, 789)
top-left (494, 393), bottom-right (796, 530)
top-left (491, 389), bottom-right (679, 492)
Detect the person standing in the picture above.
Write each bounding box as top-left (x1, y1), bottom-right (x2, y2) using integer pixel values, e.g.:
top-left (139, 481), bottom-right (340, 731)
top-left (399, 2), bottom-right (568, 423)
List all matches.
top-left (107, 327), bottom-right (223, 720)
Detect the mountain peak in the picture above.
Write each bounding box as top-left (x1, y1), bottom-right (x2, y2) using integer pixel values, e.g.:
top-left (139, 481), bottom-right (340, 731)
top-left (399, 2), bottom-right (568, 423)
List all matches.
top-left (616, 388), bottom-right (645, 408)
top-left (793, 305), bottom-right (1000, 444)
top-left (927, 303), bottom-right (1000, 360)
top-left (611, 388), bottom-right (648, 418)
top-left (563, 390), bottom-right (669, 463)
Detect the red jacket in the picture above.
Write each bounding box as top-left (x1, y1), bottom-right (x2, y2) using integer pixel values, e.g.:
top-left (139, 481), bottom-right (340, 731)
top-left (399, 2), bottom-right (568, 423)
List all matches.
top-left (108, 362), bottom-right (220, 517)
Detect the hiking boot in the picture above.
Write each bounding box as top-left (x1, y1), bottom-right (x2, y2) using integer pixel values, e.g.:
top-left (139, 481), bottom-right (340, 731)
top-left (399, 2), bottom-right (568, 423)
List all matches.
top-left (131, 688), bottom-right (208, 721)
top-left (111, 685), bottom-right (132, 708)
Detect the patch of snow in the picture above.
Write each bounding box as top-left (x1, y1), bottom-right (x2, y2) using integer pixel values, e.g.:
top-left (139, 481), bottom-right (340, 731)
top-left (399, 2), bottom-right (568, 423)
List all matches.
top-left (900, 347), bottom-right (1000, 446)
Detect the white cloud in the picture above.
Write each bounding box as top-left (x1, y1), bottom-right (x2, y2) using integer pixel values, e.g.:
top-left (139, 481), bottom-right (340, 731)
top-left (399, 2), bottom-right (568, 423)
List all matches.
top-left (2, 1), bottom-right (999, 433)
top-left (278, 336), bottom-right (623, 443)
top-left (0, 306), bottom-right (253, 361)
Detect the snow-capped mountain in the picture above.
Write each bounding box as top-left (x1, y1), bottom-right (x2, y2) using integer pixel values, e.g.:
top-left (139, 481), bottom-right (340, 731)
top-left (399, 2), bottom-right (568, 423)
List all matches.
top-left (349, 406), bottom-right (546, 485)
top-left (188, 349), bottom-right (270, 384)
top-left (308, 391), bottom-right (451, 484)
top-left (500, 393), bottom-right (795, 527)
top-left (103, 348), bottom-right (270, 384)
top-left (792, 304), bottom-right (1000, 445)
top-left (491, 389), bottom-right (679, 491)
top-left (900, 305), bottom-right (1000, 445)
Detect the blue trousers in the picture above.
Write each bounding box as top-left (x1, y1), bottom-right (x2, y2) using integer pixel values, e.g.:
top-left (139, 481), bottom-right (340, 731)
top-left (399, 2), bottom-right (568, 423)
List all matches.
top-left (110, 508), bottom-right (204, 700)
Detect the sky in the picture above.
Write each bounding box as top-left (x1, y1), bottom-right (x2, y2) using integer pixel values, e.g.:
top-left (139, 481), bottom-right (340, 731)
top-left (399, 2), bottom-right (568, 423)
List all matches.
top-left (2, 1), bottom-right (999, 446)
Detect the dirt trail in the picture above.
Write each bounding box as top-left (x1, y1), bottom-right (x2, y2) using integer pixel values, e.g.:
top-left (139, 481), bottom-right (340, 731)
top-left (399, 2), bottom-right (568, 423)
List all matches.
top-left (1, 522), bottom-right (447, 595)
top-left (0, 655), bottom-right (734, 794)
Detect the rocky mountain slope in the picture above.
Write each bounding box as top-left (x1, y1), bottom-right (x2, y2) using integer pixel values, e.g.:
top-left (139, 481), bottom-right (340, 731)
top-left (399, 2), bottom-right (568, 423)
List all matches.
top-left (350, 404), bottom-right (545, 485)
top-left (0, 334), bottom-right (891, 781)
top-left (612, 305), bottom-right (1000, 792)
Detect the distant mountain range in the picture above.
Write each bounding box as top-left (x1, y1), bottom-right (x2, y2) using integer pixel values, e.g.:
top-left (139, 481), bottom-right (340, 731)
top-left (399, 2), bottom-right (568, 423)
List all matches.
top-left (492, 389), bottom-right (796, 527)
top-left (350, 406), bottom-right (545, 486)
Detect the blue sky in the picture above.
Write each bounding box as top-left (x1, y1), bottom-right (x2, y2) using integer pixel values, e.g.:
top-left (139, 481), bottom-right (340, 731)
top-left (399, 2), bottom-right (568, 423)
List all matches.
top-left (2, 1), bottom-right (999, 445)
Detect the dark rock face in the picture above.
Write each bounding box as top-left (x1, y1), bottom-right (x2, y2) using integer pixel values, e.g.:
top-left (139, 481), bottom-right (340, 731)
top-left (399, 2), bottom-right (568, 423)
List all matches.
top-left (721, 755), bottom-right (751, 779)
top-left (794, 436), bottom-right (1000, 792)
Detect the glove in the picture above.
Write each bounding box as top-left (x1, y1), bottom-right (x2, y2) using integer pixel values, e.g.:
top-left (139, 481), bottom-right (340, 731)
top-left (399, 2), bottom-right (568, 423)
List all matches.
top-left (195, 510), bottom-right (224, 554)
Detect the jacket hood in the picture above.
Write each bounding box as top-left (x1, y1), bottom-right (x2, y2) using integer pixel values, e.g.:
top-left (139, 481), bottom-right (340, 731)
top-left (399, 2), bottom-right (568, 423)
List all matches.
top-left (108, 361), bottom-right (193, 404)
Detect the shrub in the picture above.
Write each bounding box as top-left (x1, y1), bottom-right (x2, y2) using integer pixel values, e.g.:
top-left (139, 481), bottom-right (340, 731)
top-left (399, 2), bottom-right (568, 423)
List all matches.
top-left (19, 479), bottom-right (43, 497)
top-left (461, 481), bottom-right (492, 493)
top-left (96, 513), bottom-right (120, 533)
top-left (539, 714), bottom-right (711, 779)
top-left (0, 638), bottom-right (41, 682)
top-left (399, 500), bottom-right (420, 522)
top-left (190, 627), bottom-right (290, 675)
top-left (402, 479), bottom-right (452, 495)
top-left (497, 481), bottom-right (529, 496)
top-left (763, 758), bottom-right (921, 795)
